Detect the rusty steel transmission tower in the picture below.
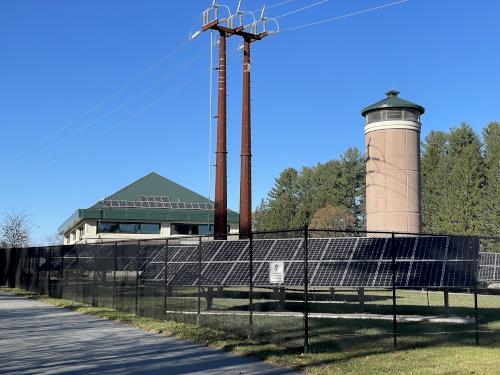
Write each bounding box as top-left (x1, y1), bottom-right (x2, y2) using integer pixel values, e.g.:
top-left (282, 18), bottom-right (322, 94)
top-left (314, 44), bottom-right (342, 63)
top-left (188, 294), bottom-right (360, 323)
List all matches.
top-left (192, 1), bottom-right (278, 240)
top-left (235, 4), bottom-right (279, 238)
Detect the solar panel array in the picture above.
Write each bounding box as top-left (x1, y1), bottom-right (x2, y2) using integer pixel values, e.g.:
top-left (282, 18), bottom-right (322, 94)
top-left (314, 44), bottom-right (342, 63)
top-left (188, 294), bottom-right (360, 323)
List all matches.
top-left (100, 196), bottom-right (214, 210)
top-left (53, 236), bottom-right (482, 288)
top-left (479, 252), bottom-right (500, 282)
top-left (57, 236), bottom-right (482, 288)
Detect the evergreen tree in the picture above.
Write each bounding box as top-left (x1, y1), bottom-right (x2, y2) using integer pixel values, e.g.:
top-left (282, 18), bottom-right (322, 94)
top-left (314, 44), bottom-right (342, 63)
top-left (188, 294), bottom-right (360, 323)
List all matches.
top-left (339, 148), bottom-right (366, 228)
top-left (421, 131), bottom-right (448, 233)
top-left (481, 122), bottom-right (500, 236)
top-left (443, 124), bottom-right (485, 235)
top-left (255, 168), bottom-right (300, 231)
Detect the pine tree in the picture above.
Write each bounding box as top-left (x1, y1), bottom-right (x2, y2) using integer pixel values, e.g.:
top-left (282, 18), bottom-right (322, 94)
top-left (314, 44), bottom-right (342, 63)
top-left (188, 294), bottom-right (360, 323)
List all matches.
top-left (257, 167), bottom-right (300, 231)
top-left (421, 131), bottom-right (448, 233)
top-left (339, 148), bottom-right (366, 228)
top-left (481, 122), bottom-right (500, 236)
top-left (443, 124), bottom-right (485, 235)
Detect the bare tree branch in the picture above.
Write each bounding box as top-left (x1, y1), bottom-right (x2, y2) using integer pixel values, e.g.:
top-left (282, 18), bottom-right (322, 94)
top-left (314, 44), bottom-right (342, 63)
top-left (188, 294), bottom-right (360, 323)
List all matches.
top-left (0, 210), bottom-right (34, 248)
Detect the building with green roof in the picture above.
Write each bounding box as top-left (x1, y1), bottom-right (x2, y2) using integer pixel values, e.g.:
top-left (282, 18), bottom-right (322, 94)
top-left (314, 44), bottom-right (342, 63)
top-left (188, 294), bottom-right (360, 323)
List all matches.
top-left (59, 172), bottom-right (239, 244)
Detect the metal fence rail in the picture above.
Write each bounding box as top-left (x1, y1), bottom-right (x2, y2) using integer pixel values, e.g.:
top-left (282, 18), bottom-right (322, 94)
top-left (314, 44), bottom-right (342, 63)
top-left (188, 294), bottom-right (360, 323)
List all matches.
top-left (1, 228), bottom-right (499, 354)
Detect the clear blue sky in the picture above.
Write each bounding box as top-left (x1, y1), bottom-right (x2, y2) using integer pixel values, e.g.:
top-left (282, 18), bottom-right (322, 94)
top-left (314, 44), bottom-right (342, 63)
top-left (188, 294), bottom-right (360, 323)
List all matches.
top-left (1, 0), bottom-right (499, 244)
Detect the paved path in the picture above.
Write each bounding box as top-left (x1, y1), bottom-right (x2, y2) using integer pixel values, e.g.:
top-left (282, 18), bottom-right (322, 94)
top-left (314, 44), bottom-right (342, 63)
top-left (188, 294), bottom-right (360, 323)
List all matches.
top-left (0, 292), bottom-right (301, 374)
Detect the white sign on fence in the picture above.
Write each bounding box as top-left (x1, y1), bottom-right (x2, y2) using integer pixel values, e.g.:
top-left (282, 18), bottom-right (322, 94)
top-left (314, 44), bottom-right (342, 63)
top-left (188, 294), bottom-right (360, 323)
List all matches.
top-left (269, 261), bottom-right (285, 284)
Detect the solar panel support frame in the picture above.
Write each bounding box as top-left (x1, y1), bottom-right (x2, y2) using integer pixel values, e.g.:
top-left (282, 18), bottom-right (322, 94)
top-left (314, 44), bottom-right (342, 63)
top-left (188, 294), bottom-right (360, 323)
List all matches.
top-left (391, 233), bottom-right (397, 349)
top-left (163, 239), bottom-right (168, 319)
top-left (92, 250), bottom-right (97, 306)
top-left (197, 237), bottom-right (202, 326)
top-left (248, 233), bottom-right (254, 339)
top-left (473, 238), bottom-right (480, 345)
top-left (135, 241), bottom-right (140, 315)
top-left (303, 225), bottom-right (310, 354)
top-left (112, 242), bottom-right (117, 310)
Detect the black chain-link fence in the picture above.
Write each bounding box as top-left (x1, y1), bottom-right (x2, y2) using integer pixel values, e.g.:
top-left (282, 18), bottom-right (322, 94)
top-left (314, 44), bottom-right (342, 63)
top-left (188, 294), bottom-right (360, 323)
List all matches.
top-left (1, 229), bottom-right (499, 354)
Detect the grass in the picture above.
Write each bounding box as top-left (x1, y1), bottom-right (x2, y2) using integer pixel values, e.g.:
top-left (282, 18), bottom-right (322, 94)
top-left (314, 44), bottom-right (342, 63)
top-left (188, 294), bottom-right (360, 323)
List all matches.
top-left (2, 286), bottom-right (500, 374)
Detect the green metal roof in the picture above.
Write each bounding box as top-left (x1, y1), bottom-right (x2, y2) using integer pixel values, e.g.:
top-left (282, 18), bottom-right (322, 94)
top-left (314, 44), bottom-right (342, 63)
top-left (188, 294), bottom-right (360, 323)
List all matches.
top-left (89, 172), bottom-right (213, 208)
top-left (361, 90), bottom-right (425, 117)
top-left (59, 172), bottom-right (239, 234)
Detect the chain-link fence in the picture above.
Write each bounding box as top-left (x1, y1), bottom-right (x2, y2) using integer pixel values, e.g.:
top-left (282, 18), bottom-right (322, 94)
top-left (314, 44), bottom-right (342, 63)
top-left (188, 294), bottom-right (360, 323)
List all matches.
top-left (1, 229), bottom-right (499, 355)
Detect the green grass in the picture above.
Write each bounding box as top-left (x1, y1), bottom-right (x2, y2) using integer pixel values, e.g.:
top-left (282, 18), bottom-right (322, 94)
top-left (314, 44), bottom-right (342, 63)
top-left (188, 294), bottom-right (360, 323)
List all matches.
top-left (2, 286), bottom-right (500, 375)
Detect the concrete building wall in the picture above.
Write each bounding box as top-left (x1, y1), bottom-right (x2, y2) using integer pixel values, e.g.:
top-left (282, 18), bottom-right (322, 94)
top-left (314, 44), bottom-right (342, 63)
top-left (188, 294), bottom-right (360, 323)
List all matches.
top-left (64, 220), bottom-right (239, 244)
top-left (365, 120), bottom-right (422, 234)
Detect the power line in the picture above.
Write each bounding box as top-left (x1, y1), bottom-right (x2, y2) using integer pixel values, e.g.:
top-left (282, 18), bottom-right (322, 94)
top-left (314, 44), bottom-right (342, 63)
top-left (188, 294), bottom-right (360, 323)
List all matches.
top-left (274, 0), bottom-right (329, 19)
top-left (21, 48), bottom-right (208, 161)
top-left (33, 68), bottom-right (211, 172)
top-left (281, 0), bottom-right (409, 32)
top-left (36, 40), bottom-right (189, 146)
top-left (268, 0), bottom-right (296, 9)
top-left (251, 0), bottom-right (297, 13)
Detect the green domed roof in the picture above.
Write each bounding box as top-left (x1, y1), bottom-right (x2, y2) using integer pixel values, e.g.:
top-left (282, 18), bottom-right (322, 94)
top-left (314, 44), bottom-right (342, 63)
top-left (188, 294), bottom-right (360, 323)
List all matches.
top-left (361, 90), bottom-right (425, 117)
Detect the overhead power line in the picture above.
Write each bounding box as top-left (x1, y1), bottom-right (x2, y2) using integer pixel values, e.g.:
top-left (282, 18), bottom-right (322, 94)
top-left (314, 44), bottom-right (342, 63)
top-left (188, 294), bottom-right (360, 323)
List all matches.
top-left (33, 68), bottom-right (211, 172)
top-left (36, 40), bottom-right (189, 147)
top-left (281, 0), bottom-right (409, 32)
top-left (30, 48), bottom-right (208, 158)
top-left (274, 0), bottom-right (329, 19)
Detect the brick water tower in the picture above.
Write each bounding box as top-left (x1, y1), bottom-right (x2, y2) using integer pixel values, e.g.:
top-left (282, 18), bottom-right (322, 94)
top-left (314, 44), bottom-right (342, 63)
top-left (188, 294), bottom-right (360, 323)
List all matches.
top-left (361, 90), bottom-right (425, 234)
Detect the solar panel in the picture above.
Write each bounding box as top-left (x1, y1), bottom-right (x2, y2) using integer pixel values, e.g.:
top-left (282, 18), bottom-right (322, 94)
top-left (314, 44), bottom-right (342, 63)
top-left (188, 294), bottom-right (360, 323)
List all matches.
top-left (268, 239), bottom-right (302, 261)
top-left (169, 246), bottom-right (197, 262)
top-left (55, 235), bottom-right (481, 288)
top-left (342, 261), bottom-right (378, 287)
top-left (306, 238), bottom-right (329, 260)
top-left (442, 261), bottom-right (476, 287)
top-left (170, 263), bottom-right (198, 286)
top-left (165, 263), bottom-right (183, 283)
top-left (212, 241), bottom-right (248, 262)
top-left (382, 237), bottom-right (416, 259)
top-left (201, 241), bottom-right (225, 261)
top-left (413, 237), bottom-right (447, 260)
top-left (311, 262), bottom-right (348, 286)
top-left (201, 263), bottom-right (234, 286)
top-left (140, 263), bottom-right (164, 280)
top-left (251, 239), bottom-right (276, 260)
top-left (103, 196), bottom-right (214, 210)
top-left (252, 262), bottom-right (270, 285)
top-left (224, 262), bottom-right (249, 286)
top-left (406, 261), bottom-right (443, 287)
top-left (283, 262), bottom-right (304, 285)
top-left (479, 265), bottom-right (495, 281)
top-left (352, 238), bottom-right (386, 260)
top-left (495, 264), bottom-right (500, 281)
top-left (447, 236), bottom-right (478, 260)
top-left (322, 238), bottom-right (357, 260)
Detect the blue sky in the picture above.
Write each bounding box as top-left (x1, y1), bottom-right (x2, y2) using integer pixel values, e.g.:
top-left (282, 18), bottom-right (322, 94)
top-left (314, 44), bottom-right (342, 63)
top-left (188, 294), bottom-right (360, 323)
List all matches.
top-left (1, 0), bottom-right (499, 244)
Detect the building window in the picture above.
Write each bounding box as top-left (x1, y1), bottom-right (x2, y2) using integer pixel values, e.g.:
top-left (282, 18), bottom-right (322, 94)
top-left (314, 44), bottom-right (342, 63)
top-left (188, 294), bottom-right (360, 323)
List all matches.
top-left (366, 109), bottom-right (420, 124)
top-left (171, 223), bottom-right (214, 235)
top-left (97, 222), bottom-right (161, 234)
top-left (79, 226), bottom-right (84, 240)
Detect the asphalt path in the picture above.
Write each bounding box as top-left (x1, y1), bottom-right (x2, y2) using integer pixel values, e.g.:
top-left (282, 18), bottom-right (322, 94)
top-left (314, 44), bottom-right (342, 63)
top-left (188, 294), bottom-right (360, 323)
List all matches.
top-left (0, 292), bottom-right (302, 374)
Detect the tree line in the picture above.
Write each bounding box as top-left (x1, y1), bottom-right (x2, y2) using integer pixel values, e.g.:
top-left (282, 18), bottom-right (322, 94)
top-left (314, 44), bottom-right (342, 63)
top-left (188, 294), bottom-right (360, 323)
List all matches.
top-left (253, 122), bottom-right (499, 237)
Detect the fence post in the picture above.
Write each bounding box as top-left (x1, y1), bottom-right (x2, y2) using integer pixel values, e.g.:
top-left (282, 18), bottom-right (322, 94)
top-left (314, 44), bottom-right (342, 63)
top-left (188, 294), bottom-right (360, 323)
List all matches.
top-left (474, 237), bottom-right (479, 345)
top-left (391, 232), bottom-right (398, 349)
top-left (61, 247), bottom-right (65, 298)
top-left (33, 247), bottom-right (40, 294)
top-left (197, 237), bottom-right (202, 326)
top-left (92, 247), bottom-right (97, 307)
top-left (112, 242), bottom-right (117, 310)
top-left (248, 232), bottom-right (254, 339)
top-left (75, 247), bottom-right (80, 302)
top-left (47, 247), bottom-right (52, 296)
top-left (303, 224), bottom-right (310, 354)
top-left (135, 241), bottom-right (140, 315)
top-left (163, 239), bottom-right (168, 320)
